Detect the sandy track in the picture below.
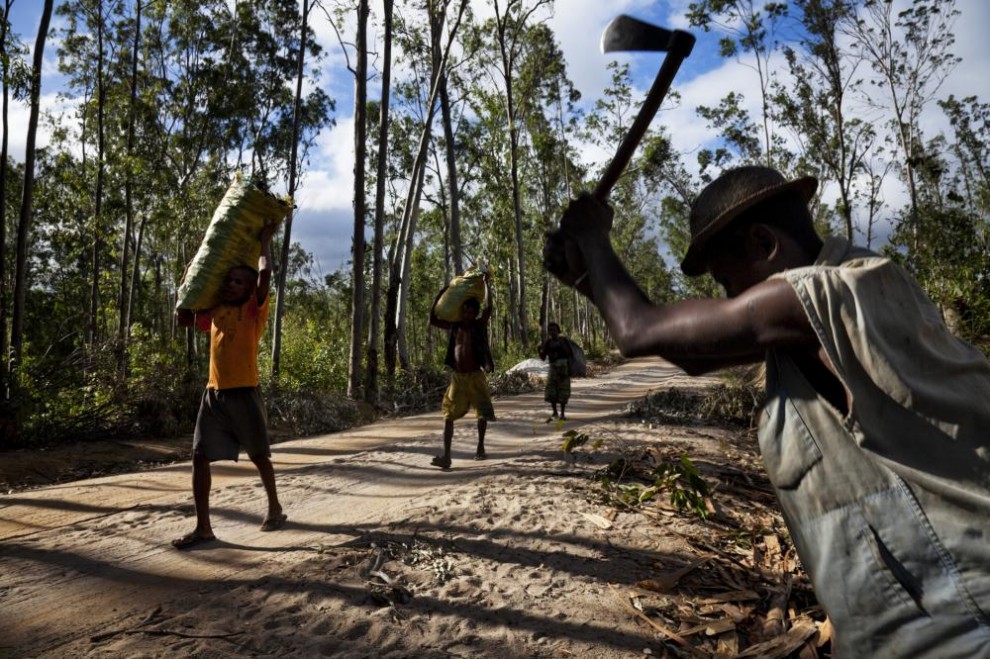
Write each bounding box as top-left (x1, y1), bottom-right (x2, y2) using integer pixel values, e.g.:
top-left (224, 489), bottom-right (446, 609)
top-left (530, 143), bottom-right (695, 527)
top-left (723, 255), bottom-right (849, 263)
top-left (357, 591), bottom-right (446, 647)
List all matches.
top-left (0, 357), bottom-right (697, 657)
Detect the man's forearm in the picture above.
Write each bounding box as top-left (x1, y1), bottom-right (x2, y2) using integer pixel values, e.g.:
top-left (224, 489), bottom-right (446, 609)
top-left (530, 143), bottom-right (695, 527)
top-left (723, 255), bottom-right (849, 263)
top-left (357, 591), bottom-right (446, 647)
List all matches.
top-left (578, 235), bottom-right (654, 353)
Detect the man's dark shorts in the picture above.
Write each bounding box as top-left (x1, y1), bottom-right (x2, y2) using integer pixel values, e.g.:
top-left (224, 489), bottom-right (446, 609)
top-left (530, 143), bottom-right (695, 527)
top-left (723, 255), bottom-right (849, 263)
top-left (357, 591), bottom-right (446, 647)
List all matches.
top-left (193, 387), bottom-right (271, 462)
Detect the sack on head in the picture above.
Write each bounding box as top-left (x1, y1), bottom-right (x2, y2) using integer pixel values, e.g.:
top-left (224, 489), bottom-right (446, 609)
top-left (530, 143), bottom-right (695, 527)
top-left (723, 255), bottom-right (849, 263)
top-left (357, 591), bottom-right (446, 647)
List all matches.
top-left (434, 265), bottom-right (491, 322)
top-left (176, 173), bottom-right (291, 311)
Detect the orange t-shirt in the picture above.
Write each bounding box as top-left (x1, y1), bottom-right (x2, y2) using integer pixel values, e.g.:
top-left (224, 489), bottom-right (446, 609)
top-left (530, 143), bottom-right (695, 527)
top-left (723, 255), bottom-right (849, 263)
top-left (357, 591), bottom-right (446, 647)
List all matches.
top-left (206, 296), bottom-right (269, 390)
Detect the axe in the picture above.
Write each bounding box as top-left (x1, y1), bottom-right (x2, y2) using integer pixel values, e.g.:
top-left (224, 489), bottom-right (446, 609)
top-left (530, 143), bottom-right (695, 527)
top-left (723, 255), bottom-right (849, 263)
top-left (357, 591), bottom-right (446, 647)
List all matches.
top-left (543, 16), bottom-right (694, 284)
top-left (594, 15), bottom-right (696, 200)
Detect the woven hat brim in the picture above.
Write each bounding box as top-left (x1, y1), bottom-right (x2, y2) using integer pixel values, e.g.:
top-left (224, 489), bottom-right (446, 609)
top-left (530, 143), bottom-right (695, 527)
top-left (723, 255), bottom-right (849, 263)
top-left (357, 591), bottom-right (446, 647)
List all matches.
top-left (680, 176), bottom-right (818, 276)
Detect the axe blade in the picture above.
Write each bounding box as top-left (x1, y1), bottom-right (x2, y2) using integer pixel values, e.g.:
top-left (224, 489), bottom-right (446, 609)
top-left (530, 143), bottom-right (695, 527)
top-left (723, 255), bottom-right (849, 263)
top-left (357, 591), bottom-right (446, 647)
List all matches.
top-left (592, 16), bottom-right (696, 200)
top-left (601, 14), bottom-right (695, 57)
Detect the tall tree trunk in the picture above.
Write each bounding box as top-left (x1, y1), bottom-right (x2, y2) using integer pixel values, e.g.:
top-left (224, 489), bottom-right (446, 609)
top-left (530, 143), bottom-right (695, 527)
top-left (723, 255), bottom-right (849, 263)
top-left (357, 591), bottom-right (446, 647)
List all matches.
top-left (364, 0), bottom-right (394, 403)
top-left (271, 0), bottom-right (311, 384)
top-left (347, 0), bottom-right (369, 399)
top-left (492, 0), bottom-right (549, 347)
top-left (396, 159), bottom-right (427, 370)
top-left (11, 0), bottom-right (54, 380)
top-left (118, 0), bottom-right (143, 369)
top-left (385, 0), bottom-right (467, 375)
top-left (0, 0), bottom-right (13, 378)
top-left (127, 214), bottom-right (146, 338)
top-left (438, 75), bottom-right (463, 275)
top-left (89, 1), bottom-right (107, 347)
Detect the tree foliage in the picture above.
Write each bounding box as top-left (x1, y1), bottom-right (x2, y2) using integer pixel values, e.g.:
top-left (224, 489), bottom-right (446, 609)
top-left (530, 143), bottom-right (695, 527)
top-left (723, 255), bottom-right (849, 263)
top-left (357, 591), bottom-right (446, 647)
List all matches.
top-left (0, 0), bottom-right (986, 448)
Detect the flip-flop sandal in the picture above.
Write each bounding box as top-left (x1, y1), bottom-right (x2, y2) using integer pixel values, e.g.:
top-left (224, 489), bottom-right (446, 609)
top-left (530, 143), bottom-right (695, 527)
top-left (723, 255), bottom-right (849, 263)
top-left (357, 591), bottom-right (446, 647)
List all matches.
top-left (260, 513), bottom-right (288, 532)
top-left (430, 456), bottom-right (452, 469)
top-left (171, 531), bottom-right (217, 550)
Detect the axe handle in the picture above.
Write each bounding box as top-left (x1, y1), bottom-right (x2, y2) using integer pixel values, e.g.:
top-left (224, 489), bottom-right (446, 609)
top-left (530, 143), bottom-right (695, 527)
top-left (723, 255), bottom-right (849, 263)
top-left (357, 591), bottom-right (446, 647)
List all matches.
top-left (593, 40), bottom-right (693, 201)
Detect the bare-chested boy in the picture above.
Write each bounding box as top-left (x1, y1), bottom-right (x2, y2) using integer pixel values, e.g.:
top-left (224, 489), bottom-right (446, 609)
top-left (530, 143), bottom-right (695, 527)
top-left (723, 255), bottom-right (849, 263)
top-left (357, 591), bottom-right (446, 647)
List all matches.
top-left (428, 274), bottom-right (495, 469)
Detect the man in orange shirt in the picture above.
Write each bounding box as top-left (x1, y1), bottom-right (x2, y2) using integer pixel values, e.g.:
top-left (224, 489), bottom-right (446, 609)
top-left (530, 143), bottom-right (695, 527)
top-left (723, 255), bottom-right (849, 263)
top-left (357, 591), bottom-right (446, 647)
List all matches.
top-left (172, 224), bottom-right (285, 549)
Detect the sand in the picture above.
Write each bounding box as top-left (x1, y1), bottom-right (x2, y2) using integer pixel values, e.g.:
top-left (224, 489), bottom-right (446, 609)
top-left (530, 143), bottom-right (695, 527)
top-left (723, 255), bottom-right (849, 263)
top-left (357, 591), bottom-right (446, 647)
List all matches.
top-left (0, 357), bottom-right (827, 658)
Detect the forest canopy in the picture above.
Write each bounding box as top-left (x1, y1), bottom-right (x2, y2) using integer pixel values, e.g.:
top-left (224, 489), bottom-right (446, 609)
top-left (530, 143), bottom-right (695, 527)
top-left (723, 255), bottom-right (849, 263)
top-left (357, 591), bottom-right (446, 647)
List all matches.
top-left (0, 0), bottom-right (987, 448)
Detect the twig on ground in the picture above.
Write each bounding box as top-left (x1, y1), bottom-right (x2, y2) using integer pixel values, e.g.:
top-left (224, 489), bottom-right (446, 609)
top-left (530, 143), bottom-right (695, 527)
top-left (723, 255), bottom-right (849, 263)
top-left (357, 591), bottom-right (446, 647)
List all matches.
top-left (607, 582), bottom-right (707, 658)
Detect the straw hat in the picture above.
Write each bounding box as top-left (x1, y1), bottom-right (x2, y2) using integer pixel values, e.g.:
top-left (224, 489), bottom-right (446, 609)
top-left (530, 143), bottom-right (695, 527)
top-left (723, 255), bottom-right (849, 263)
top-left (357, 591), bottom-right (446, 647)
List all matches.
top-left (680, 166), bottom-right (818, 276)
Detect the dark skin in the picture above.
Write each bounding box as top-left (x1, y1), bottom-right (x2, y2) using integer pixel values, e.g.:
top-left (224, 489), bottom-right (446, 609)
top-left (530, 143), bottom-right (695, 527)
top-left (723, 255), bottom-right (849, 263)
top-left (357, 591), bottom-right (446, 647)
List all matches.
top-left (173, 224), bottom-right (280, 547)
top-left (429, 275), bottom-right (493, 463)
top-left (545, 194), bottom-right (845, 409)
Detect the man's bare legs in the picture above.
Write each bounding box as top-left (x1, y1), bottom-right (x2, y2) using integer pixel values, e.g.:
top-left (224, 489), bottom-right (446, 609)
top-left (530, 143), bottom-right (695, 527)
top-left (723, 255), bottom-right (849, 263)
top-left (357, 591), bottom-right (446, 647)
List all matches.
top-left (172, 452), bottom-right (216, 548)
top-left (173, 452), bottom-right (285, 547)
top-left (432, 416), bottom-right (487, 466)
top-left (431, 419), bottom-right (455, 469)
top-left (475, 418), bottom-right (487, 459)
top-left (251, 454), bottom-right (285, 531)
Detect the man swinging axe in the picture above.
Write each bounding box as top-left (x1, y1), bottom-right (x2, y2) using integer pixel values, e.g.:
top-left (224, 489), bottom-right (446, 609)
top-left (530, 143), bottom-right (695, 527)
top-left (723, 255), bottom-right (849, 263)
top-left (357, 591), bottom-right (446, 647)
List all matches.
top-left (545, 14), bottom-right (990, 657)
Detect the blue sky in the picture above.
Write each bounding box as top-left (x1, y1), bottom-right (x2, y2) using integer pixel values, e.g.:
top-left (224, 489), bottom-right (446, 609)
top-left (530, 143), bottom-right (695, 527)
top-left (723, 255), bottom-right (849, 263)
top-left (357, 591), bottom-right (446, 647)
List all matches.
top-left (6, 0), bottom-right (990, 276)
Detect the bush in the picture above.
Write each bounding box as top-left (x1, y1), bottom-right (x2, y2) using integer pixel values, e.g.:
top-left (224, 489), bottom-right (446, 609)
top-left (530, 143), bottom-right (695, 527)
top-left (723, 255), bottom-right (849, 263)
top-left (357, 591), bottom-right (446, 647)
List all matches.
top-left (265, 386), bottom-right (374, 438)
top-left (490, 369), bottom-right (539, 397)
top-left (379, 366), bottom-right (449, 417)
top-left (1, 331), bottom-right (203, 449)
top-left (625, 366), bottom-right (764, 428)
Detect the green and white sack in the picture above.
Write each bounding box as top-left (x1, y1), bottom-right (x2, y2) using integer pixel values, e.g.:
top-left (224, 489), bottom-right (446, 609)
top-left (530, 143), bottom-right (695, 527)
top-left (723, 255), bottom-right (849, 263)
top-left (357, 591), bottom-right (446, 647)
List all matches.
top-left (176, 173), bottom-right (291, 311)
top-left (434, 265), bottom-right (490, 321)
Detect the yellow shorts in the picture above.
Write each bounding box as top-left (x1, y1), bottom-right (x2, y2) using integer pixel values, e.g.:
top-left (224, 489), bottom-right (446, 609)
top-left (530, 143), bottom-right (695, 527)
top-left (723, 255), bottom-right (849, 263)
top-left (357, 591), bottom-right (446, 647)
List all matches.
top-left (442, 371), bottom-right (496, 421)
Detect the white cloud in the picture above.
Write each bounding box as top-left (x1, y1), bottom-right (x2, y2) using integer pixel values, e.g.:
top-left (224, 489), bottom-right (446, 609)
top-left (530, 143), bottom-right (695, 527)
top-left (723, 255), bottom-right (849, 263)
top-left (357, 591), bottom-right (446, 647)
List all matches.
top-left (7, 0), bottom-right (990, 270)
top-left (296, 115), bottom-right (357, 212)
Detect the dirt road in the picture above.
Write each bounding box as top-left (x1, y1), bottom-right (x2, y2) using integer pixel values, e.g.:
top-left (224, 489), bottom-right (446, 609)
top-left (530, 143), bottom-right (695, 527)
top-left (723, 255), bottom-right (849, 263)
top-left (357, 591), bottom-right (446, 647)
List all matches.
top-left (1, 357), bottom-right (712, 657)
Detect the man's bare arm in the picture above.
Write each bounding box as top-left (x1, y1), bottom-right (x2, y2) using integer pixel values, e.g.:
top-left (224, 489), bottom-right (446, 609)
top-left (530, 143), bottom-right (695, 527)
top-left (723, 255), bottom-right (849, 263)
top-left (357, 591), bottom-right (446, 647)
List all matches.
top-left (553, 195), bottom-right (818, 374)
top-left (257, 224), bottom-right (277, 305)
top-left (429, 286), bottom-right (453, 329)
top-left (480, 273), bottom-right (493, 323)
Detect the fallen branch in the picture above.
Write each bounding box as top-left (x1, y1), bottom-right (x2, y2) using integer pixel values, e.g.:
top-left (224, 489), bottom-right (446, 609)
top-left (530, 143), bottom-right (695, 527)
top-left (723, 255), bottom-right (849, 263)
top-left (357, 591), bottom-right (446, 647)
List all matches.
top-left (607, 582), bottom-right (707, 658)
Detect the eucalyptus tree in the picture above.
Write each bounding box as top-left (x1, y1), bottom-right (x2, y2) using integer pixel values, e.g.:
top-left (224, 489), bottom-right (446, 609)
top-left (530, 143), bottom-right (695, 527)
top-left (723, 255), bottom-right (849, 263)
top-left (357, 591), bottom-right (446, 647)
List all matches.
top-left (10, 0), bottom-right (53, 385)
top-left (509, 22), bottom-right (580, 337)
top-left (477, 0), bottom-right (552, 347)
top-left (687, 0), bottom-right (789, 166)
top-left (938, 95), bottom-right (990, 214)
top-left (885, 135), bottom-right (988, 338)
top-left (929, 96), bottom-right (990, 337)
top-left (579, 62), bottom-right (666, 264)
top-left (57, 0), bottom-right (124, 347)
top-left (140, 0), bottom-right (330, 363)
top-left (774, 0), bottom-right (878, 241)
top-left (434, 15), bottom-right (484, 281)
top-left (117, 0), bottom-right (143, 365)
top-left (580, 62), bottom-right (686, 304)
top-left (844, 0), bottom-right (960, 257)
top-left (1, 0), bottom-right (29, 374)
top-left (272, 0), bottom-right (320, 387)
top-left (383, 0), bottom-right (469, 374)
top-left (364, 0), bottom-right (394, 403)
top-left (695, 91), bottom-right (763, 177)
top-left (313, 0), bottom-right (371, 399)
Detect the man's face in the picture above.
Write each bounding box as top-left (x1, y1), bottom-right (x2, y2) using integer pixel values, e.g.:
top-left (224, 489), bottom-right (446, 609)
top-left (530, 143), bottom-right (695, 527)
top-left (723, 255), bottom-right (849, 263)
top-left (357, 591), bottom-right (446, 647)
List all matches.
top-left (222, 267), bottom-right (255, 303)
top-left (460, 301), bottom-right (479, 321)
top-left (703, 225), bottom-right (783, 298)
top-left (706, 250), bottom-right (764, 298)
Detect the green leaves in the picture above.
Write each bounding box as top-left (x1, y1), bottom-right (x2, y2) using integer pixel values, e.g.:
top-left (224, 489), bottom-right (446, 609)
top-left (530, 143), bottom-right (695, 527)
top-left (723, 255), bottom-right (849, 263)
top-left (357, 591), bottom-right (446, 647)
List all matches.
top-left (595, 454), bottom-right (713, 521)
